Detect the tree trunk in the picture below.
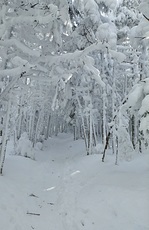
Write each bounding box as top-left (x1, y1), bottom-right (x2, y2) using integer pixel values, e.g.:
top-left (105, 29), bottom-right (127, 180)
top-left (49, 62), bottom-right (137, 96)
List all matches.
top-left (45, 114), bottom-right (51, 139)
top-left (102, 131), bottom-right (111, 162)
top-left (102, 90), bottom-right (106, 147)
top-left (131, 115), bottom-right (136, 149)
top-left (115, 136), bottom-right (119, 165)
top-left (88, 97), bottom-right (93, 155)
top-left (0, 97), bottom-right (11, 174)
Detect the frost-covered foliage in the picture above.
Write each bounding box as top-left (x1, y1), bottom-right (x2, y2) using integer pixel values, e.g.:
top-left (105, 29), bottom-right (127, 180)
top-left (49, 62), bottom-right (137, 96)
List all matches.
top-left (126, 83), bottom-right (144, 114)
top-left (64, 0), bottom-right (118, 51)
top-left (124, 79), bottom-right (149, 150)
top-left (130, 0), bottom-right (149, 48)
top-left (116, 0), bottom-right (140, 43)
top-left (118, 126), bottom-right (135, 161)
top-left (0, 0), bottom-right (148, 173)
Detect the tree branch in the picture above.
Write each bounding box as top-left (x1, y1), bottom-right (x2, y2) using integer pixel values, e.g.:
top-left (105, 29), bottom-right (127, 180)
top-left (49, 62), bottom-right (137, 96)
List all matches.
top-left (143, 14), bottom-right (149, 21)
top-left (26, 212), bottom-right (40, 216)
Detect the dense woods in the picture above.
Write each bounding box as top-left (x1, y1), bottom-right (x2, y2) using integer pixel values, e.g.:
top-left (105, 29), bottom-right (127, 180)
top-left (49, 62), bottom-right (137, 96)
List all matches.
top-left (0, 0), bottom-right (149, 173)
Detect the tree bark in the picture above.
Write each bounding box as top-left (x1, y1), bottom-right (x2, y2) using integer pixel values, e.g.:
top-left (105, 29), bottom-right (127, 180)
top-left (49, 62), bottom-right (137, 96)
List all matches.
top-left (102, 131), bottom-right (111, 162)
top-left (0, 97), bottom-right (11, 174)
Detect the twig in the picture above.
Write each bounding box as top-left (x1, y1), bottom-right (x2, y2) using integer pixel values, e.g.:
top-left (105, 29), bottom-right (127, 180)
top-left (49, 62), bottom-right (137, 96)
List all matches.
top-left (143, 14), bottom-right (149, 21)
top-left (29, 193), bottom-right (39, 198)
top-left (27, 211), bottom-right (40, 216)
top-left (134, 36), bottom-right (146, 40)
top-left (47, 202), bottom-right (54, 205)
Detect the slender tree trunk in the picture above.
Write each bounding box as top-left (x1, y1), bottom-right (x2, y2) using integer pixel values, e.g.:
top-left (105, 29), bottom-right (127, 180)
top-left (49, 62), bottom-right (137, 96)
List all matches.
top-left (115, 136), bottom-right (119, 165)
top-left (131, 115), bottom-right (136, 149)
top-left (0, 96), bottom-right (11, 174)
top-left (138, 120), bottom-right (142, 153)
top-left (139, 46), bottom-right (147, 80)
top-left (76, 93), bottom-right (88, 154)
top-left (102, 131), bottom-right (111, 162)
top-left (112, 129), bottom-right (116, 155)
top-left (88, 104), bottom-right (92, 155)
top-left (111, 62), bottom-right (116, 154)
top-left (102, 90), bottom-right (106, 147)
top-left (17, 97), bottom-right (24, 139)
top-left (29, 111), bottom-right (35, 143)
top-left (45, 114), bottom-right (51, 139)
top-left (92, 122), bottom-right (97, 147)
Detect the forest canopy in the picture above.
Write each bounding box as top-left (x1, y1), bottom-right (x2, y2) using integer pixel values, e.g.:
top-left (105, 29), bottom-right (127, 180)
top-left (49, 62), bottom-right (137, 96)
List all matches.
top-left (0, 0), bottom-right (149, 173)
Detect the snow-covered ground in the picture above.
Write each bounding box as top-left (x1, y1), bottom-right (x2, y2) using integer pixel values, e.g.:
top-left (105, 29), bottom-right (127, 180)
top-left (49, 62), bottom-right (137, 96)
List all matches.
top-left (0, 134), bottom-right (149, 230)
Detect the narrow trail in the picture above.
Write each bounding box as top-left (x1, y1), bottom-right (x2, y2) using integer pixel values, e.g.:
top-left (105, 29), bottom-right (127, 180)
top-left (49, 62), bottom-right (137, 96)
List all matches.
top-left (42, 134), bottom-right (84, 230)
top-left (27, 133), bottom-right (85, 230)
top-left (56, 152), bottom-right (80, 230)
top-left (1, 134), bottom-right (149, 230)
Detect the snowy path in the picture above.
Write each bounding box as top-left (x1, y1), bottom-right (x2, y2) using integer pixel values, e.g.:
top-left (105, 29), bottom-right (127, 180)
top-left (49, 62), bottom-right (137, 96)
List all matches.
top-left (0, 134), bottom-right (149, 230)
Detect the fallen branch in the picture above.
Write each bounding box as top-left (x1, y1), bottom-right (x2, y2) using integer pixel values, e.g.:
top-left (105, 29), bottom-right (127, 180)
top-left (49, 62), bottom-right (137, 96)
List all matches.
top-left (27, 212), bottom-right (40, 216)
top-left (29, 193), bottom-right (39, 198)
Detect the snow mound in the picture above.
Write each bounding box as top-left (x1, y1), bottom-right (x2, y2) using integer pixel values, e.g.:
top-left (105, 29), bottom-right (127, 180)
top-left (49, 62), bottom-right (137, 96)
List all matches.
top-left (34, 142), bottom-right (43, 150)
top-left (15, 132), bottom-right (34, 159)
top-left (93, 143), bottom-right (104, 154)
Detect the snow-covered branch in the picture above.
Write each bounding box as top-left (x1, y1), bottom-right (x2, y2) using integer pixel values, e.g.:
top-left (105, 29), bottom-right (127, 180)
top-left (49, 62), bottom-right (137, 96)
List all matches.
top-left (0, 39), bottom-right (41, 57)
top-left (39, 41), bottom-right (125, 68)
top-left (9, 12), bottom-right (58, 26)
top-left (0, 71), bottom-right (26, 100)
top-left (0, 64), bottom-right (30, 79)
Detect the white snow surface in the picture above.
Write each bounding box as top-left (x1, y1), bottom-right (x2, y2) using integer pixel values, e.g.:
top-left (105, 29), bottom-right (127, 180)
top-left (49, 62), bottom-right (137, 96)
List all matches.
top-left (139, 95), bottom-right (149, 116)
top-left (0, 134), bottom-right (149, 230)
top-left (127, 83), bottom-right (144, 112)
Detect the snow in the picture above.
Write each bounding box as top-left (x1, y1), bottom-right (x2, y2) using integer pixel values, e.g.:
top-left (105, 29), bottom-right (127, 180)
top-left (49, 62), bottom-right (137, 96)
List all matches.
top-left (110, 50), bottom-right (126, 62)
top-left (139, 94), bottom-right (149, 138)
top-left (11, 56), bottom-right (29, 66)
top-left (10, 13), bottom-right (58, 26)
top-left (0, 134), bottom-right (149, 230)
top-left (143, 78), bottom-right (149, 95)
top-left (96, 0), bottom-right (118, 10)
top-left (84, 0), bottom-right (100, 23)
top-left (15, 132), bottom-right (35, 159)
top-left (96, 23), bottom-right (117, 49)
top-left (139, 95), bottom-right (149, 116)
top-left (139, 1), bottom-right (149, 18)
top-left (126, 83), bottom-right (144, 112)
top-left (118, 126), bottom-right (135, 161)
top-left (0, 64), bottom-right (30, 79)
top-left (139, 115), bottom-right (149, 138)
top-left (0, 39), bottom-right (41, 57)
top-left (84, 56), bottom-right (105, 87)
